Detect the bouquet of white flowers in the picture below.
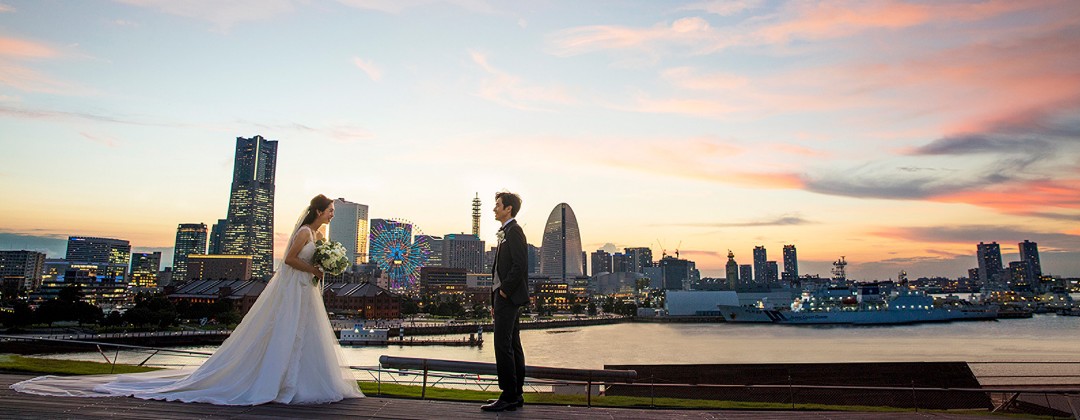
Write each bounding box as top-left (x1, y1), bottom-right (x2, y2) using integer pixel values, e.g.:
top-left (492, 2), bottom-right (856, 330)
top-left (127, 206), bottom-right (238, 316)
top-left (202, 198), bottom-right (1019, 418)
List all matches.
top-left (312, 239), bottom-right (350, 284)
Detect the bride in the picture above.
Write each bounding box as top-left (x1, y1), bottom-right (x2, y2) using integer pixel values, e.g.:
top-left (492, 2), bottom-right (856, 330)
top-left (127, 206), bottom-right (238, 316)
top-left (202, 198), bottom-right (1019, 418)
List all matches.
top-left (11, 194), bottom-right (364, 405)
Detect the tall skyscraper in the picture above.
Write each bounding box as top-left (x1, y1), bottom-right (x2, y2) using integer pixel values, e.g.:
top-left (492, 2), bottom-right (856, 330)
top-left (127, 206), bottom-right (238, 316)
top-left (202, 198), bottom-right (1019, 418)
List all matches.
top-left (752, 246), bottom-right (767, 284)
top-left (782, 244), bottom-right (798, 283)
top-left (539, 203), bottom-right (583, 282)
top-left (172, 223), bottom-right (208, 282)
top-left (471, 193), bottom-right (481, 236)
top-left (1018, 240), bottom-right (1042, 283)
top-left (976, 242), bottom-right (1004, 286)
top-left (208, 218), bottom-right (227, 254)
top-left (624, 247), bottom-right (653, 273)
top-left (222, 135), bottom-right (277, 280)
top-left (129, 252), bottom-right (161, 288)
top-left (442, 233), bottom-right (485, 274)
top-left (590, 249), bottom-right (612, 276)
top-left (329, 198), bottom-right (370, 264)
top-left (725, 250), bottom-right (739, 289)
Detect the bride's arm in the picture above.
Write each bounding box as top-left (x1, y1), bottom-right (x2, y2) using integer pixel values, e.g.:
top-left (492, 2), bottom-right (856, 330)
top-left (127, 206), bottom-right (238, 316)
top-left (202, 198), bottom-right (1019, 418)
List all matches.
top-left (285, 228), bottom-right (323, 280)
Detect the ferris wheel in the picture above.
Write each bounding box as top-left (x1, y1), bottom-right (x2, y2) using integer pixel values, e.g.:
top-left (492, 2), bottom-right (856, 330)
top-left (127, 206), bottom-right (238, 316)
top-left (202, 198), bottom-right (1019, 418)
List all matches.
top-left (368, 218), bottom-right (431, 291)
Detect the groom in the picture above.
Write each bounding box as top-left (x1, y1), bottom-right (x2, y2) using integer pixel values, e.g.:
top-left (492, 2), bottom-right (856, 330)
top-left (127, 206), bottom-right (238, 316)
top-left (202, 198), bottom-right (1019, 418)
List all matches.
top-left (481, 191), bottom-right (529, 412)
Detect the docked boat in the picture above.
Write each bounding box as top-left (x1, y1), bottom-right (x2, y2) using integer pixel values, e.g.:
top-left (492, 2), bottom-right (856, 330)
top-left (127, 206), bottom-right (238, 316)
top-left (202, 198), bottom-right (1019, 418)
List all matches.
top-left (719, 284), bottom-right (998, 325)
top-left (339, 325), bottom-right (389, 345)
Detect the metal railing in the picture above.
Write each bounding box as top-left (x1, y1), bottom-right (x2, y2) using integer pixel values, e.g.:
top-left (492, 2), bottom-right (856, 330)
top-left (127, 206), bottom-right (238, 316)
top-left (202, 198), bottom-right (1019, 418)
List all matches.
top-left (378, 355), bottom-right (636, 406)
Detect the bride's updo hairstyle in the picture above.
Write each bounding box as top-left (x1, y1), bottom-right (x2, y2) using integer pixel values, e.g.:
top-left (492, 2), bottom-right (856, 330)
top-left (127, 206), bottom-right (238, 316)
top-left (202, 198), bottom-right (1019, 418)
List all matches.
top-left (302, 194), bottom-right (333, 225)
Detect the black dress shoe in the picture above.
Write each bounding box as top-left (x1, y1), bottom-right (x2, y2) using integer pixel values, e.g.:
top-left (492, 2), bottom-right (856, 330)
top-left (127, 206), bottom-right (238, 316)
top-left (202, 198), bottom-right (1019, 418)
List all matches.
top-left (485, 396), bottom-right (524, 407)
top-left (480, 399), bottom-right (517, 412)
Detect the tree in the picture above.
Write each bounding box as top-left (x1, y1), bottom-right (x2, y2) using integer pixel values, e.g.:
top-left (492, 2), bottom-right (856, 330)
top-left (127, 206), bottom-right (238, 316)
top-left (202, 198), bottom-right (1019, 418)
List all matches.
top-left (400, 298), bottom-right (419, 315)
top-left (74, 301), bottom-right (103, 326)
top-left (57, 285), bottom-right (84, 304)
top-left (102, 310), bottom-right (124, 327)
top-left (124, 307), bottom-right (154, 327)
top-left (601, 296), bottom-right (615, 313)
top-left (587, 302), bottom-right (597, 316)
top-left (35, 299), bottom-right (75, 327)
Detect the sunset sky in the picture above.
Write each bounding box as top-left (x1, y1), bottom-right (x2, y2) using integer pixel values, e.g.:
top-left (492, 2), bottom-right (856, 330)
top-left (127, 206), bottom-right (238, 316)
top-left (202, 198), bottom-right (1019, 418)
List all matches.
top-left (1, 0), bottom-right (1079, 280)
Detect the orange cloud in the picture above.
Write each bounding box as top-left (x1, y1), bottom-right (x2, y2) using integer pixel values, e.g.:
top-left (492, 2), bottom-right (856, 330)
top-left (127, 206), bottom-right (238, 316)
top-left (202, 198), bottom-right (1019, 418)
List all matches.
top-left (930, 178), bottom-right (1080, 214)
top-left (0, 36), bottom-right (58, 58)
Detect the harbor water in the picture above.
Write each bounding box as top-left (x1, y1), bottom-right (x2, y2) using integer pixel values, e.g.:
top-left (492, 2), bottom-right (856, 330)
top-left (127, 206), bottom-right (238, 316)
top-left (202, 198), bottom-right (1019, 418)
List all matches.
top-left (38, 314), bottom-right (1080, 385)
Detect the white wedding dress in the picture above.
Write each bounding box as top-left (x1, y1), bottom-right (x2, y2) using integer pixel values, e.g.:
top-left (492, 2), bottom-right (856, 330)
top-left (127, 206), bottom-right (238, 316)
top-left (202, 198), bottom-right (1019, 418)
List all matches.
top-left (11, 226), bottom-right (364, 405)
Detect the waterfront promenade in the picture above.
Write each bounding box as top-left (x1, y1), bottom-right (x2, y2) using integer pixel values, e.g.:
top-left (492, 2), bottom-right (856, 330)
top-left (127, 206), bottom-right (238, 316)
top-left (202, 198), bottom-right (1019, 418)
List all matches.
top-left (0, 373), bottom-right (1009, 419)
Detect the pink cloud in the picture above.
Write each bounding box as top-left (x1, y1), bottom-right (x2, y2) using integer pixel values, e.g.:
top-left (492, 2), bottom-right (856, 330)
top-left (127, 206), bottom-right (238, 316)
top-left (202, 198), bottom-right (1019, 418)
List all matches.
top-left (79, 132), bottom-right (120, 147)
top-left (0, 62), bottom-right (79, 94)
top-left (469, 50), bottom-right (576, 111)
top-left (547, 17), bottom-right (729, 57)
top-left (352, 57), bottom-right (382, 81)
top-left (751, 0), bottom-right (1031, 45)
top-left (0, 36), bottom-right (58, 58)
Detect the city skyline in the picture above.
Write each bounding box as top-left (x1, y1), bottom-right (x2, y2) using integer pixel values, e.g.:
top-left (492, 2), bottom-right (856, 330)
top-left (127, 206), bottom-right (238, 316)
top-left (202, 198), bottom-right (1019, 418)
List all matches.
top-left (2, 1), bottom-right (1080, 280)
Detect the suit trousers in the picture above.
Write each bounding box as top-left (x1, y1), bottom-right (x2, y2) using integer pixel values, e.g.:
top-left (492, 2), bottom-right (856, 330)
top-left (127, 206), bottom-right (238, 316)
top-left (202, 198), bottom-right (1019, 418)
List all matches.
top-left (492, 292), bottom-right (525, 400)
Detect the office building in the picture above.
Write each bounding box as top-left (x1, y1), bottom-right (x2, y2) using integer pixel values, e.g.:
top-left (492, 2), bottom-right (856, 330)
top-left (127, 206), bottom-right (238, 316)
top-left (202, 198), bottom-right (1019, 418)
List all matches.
top-left (329, 198), bottom-right (370, 264)
top-left (752, 246), bottom-right (767, 284)
top-left (782, 244), bottom-right (798, 283)
top-left (173, 223), bottom-right (208, 282)
top-left (185, 254), bottom-right (254, 282)
top-left (442, 233), bottom-right (485, 274)
top-left (1018, 240), bottom-right (1042, 284)
top-left (129, 251), bottom-right (162, 288)
top-left (976, 242), bottom-right (1004, 286)
top-left (590, 249), bottom-right (612, 276)
top-left (208, 218), bottom-right (227, 255)
top-left (624, 247), bottom-right (653, 273)
top-left (0, 250), bottom-right (46, 292)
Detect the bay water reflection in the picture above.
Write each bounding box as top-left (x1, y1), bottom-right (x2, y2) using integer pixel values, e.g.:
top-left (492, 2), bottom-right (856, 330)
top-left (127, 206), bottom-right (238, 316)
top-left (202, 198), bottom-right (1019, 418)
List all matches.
top-left (41, 314), bottom-right (1080, 372)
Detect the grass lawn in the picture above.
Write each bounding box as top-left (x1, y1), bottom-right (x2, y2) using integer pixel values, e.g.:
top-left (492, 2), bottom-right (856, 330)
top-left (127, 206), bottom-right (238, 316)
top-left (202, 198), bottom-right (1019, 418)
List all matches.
top-left (0, 354), bottom-right (161, 375)
top-left (0, 356), bottom-right (1044, 418)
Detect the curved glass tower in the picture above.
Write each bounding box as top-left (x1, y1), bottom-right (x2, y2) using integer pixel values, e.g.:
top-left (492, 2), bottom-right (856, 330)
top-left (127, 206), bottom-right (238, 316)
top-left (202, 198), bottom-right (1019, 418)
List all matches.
top-left (539, 203), bottom-right (583, 281)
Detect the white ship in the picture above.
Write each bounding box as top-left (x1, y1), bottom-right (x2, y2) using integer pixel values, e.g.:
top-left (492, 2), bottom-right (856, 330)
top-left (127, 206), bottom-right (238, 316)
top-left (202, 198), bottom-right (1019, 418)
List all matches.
top-left (338, 325), bottom-right (389, 345)
top-left (719, 284), bottom-right (998, 325)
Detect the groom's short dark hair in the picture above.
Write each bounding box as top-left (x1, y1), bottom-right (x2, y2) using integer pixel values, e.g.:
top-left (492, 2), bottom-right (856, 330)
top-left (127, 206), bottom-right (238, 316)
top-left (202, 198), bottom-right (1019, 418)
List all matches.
top-left (496, 191), bottom-right (522, 217)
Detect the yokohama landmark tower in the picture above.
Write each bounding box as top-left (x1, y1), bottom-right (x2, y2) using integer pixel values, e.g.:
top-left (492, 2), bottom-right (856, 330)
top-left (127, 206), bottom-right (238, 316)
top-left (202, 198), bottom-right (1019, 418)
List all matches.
top-left (221, 135), bottom-right (278, 280)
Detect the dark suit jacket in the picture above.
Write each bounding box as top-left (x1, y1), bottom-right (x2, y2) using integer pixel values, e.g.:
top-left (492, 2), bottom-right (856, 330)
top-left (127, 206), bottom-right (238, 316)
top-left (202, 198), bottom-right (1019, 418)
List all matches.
top-left (493, 219), bottom-right (529, 306)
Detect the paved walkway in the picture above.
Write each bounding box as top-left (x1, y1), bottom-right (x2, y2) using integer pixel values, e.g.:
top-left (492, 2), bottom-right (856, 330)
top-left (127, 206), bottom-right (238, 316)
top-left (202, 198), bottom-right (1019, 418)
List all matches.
top-left (0, 374), bottom-right (1006, 419)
